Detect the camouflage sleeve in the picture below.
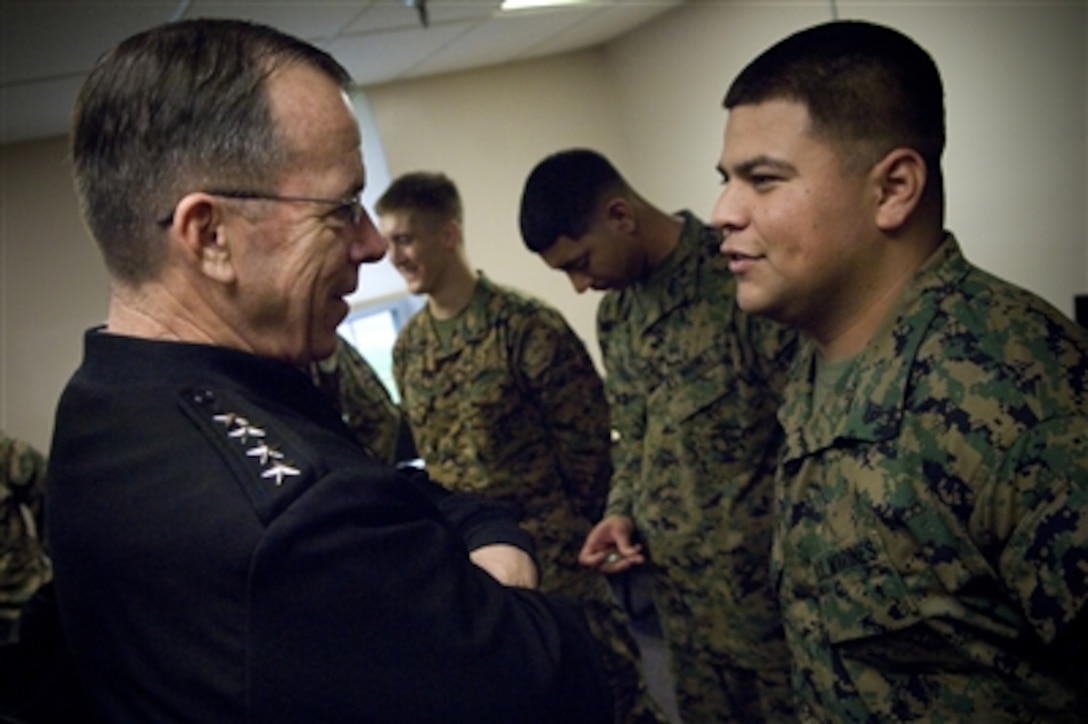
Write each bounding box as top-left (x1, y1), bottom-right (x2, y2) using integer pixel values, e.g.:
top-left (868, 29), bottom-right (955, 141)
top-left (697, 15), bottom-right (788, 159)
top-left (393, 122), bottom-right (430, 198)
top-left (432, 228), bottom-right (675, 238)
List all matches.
top-left (0, 433), bottom-right (52, 639)
top-left (597, 300), bottom-right (642, 520)
top-left (391, 325), bottom-right (411, 415)
top-left (514, 307), bottom-right (612, 523)
top-left (991, 414), bottom-right (1088, 650)
top-left (310, 337), bottom-right (404, 465)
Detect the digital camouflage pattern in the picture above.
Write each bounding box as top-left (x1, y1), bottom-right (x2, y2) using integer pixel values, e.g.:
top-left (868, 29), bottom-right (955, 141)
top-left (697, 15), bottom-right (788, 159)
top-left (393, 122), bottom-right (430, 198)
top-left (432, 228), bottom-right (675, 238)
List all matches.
top-left (776, 235), bottom-right (1088, 722)
top-left (599, 211), bottom-right (799, 722)
top-left (0, 432), bottom-right (51, 642)
top-left (309, 336), bottom-right (411, 465)
top-left (394, 274), bottom-right (666, 723)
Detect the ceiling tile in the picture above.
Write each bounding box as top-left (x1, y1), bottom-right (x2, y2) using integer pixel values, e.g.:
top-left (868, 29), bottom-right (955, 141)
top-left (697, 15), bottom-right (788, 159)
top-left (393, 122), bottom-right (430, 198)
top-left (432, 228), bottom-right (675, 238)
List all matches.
top-left (522, 0), bottom-right (679, 59)
top-left (1, 2), bottom-right (182, 84)
top-left (182, 0), bottom-right (369, 42)
top-left (0, 0), bottom-right (684, 145)
top-left (345, 0), bottom-right (500, 35)
top-left (408, 4), bottom-right (594, 77)
top-left (1, 74), bottom-right (85, 144)
top-left (328, 21), bottom-right (478, 85)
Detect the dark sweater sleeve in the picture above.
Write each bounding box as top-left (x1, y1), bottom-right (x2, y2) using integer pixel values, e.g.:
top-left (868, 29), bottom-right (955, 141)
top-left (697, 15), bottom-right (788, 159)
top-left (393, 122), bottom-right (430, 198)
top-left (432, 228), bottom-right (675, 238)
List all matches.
top-left (248, 468), bottom-right (612, 722)
top-left (402, 466), bottom-right (537, 556)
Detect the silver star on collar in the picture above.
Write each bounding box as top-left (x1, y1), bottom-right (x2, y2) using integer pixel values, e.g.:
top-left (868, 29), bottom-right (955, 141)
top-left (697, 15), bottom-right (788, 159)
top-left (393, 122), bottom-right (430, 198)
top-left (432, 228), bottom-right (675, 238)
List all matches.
top-left (246, 442), bottom-right (282, 466)
top-left (213, 411), bottom-right (299, 486)
top-left (262, 461), bottom-right (302, 486)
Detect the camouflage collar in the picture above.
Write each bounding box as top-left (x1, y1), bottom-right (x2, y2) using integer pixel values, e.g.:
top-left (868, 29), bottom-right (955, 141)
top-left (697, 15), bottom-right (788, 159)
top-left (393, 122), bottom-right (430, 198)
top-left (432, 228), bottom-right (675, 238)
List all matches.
top-left (615, 210), bottom-right (715, 332)
top-left (418, 273), bottom-right (505, 364)
top-left (780, 233), bottom-right (968, 459)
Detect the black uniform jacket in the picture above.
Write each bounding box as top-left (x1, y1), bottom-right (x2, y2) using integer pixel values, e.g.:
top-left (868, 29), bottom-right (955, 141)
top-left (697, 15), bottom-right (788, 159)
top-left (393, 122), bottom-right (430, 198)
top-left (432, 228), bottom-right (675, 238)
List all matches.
top-left (46, 329), bottom-right (612, 723)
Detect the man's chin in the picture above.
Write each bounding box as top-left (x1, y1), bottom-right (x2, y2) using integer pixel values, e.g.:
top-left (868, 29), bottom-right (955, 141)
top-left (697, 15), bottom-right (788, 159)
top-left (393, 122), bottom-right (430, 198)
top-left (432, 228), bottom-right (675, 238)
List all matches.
top-left (309, 336), bottom-right (339, 365)
top-left (735, 287), bottom-right (774, 317)
top-left (312, 320), bottom-right (344, 360)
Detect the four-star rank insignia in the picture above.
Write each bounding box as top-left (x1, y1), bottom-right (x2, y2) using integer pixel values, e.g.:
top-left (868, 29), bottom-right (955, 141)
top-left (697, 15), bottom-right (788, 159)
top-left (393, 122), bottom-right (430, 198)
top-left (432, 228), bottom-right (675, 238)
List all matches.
top-left (212, 411), bottom-right (301, 486)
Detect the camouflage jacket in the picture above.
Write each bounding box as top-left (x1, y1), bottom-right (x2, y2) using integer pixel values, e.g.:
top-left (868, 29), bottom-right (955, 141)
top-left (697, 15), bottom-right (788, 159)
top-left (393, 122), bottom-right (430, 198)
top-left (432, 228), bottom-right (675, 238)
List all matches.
top-left (393, 274), bottom-right (612, 590)
top-left (597, 211), bottom-right (798, 663)
top-left (776, 234), bottom-right (1088, 722)
top-left (309, 336), bottom-right (411, 465)
top-left (0, 432), bottom-right (51, 640)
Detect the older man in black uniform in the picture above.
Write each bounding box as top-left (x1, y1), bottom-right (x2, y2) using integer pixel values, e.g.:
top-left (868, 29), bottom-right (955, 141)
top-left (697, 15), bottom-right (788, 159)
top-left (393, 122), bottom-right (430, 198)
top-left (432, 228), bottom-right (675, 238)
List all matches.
top-left (45, 18), bottom-right (612, 723)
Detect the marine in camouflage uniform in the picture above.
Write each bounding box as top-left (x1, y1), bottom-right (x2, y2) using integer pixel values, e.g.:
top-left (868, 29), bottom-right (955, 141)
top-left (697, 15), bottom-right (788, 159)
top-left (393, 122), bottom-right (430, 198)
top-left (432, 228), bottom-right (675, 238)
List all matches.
top-left (519, 149), bottom-right (799, 721)
top-left (0, 432), bottom-right (51, 643)
top-left (774, 236), bottom-right (1088, 721)
top-left (598, 213), bottom-right (798, 721)
top-left (382, 171), bottom-right (664, 723)
top-left (714, 20), bottom-right (1088, 722)
top-left (309, 336), bottom-right (414, 465)
top-left (395, 276), bottom-right (664, 724)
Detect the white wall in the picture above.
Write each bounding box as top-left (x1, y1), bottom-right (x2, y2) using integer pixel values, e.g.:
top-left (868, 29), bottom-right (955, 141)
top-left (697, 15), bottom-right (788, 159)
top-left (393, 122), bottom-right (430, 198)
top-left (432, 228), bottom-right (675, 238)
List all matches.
top-left (873, 2), bottom-right (1084, 314)
top-left (604, 1), bottom-right (831, 215)
top-left (0, 138), bottom-right (108, 452)
top-left (2, 0), bottom-right (1085, 451)
top-left (345, 92), bottom-right (406, 308)
top-left (369, 0), bottom-right (1086, 355)
top-left (366, 49), bottom-right (628, 364)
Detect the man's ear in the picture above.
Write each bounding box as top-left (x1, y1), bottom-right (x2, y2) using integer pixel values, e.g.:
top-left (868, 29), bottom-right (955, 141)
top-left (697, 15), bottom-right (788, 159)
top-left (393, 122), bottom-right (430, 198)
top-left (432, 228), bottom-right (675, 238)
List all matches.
top-left (441, 217), bottom-right (463, 248)
top-left (873, 148), bottom-right (926, 232)
top-left (603, 196), bottom-right (635, 235)
top-left (172, 194), bottom-right (237, 284)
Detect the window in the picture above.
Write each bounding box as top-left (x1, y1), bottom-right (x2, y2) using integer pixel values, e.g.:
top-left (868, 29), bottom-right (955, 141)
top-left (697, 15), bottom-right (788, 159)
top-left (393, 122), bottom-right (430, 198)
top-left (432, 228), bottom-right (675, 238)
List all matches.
top-left (337, 295), bottom-right (424, 401)
top-left (332, 91), bottom-right (422, 400)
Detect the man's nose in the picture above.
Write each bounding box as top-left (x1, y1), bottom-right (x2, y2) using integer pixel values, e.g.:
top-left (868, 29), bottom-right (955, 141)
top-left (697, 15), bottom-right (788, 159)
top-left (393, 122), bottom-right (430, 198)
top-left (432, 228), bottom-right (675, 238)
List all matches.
top-left (351, 212), bottom-right (388, 264)
top-left (710, 184), bottom-right (744, 250)
top-left (568, 271), bottom-right (592, 294)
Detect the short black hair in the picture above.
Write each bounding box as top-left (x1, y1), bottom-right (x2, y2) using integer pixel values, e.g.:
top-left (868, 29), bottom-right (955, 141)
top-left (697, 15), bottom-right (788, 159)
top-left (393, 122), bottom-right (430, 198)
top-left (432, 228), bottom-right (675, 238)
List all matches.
top-left (375, 172), bottom-right (463, 225)
top-left (725, 20), bottom-right (945, 181)
top-left (518, 149), bottom-right (626, 253)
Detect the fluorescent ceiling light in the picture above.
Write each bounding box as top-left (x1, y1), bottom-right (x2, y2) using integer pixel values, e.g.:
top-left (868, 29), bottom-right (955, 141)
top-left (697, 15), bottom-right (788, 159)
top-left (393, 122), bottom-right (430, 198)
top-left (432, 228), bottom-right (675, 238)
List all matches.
top-left (500, 0), bottom-right (592, 12)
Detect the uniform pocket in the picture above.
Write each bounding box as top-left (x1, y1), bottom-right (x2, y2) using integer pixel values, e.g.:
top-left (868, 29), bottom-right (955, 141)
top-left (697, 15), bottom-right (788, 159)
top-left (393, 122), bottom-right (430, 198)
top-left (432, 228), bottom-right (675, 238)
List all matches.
top-left (663, 351), bottom-right (733, 424)
top-left (815, 536), bottom-right (923, 645)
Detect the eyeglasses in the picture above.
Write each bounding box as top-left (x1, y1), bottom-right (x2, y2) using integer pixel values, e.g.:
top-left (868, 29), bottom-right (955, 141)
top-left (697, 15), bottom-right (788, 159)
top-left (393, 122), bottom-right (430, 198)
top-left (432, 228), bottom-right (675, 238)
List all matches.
top-left (156, 189), bottom-right (366, 227)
